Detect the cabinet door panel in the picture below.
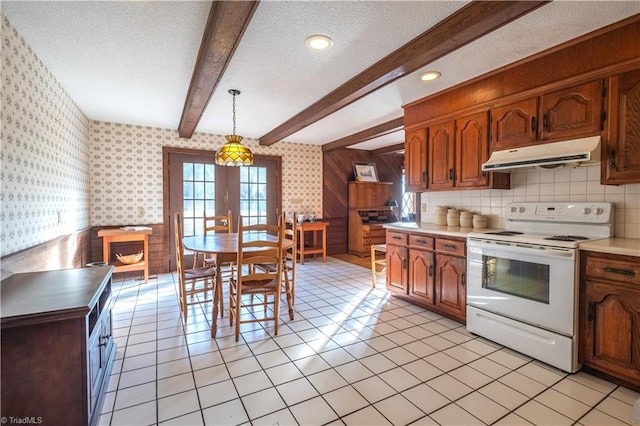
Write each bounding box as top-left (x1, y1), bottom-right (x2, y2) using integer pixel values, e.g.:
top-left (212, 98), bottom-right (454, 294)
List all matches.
top-left (409, 249), bottom-right (435, 305)
top-left (456, 111), bottom-right (489, 188)
top-left (605, 69), bottom-right (640, 184)
top-left (541, 80), bottom-right (603, 141)
top-left (435, 254), bottom-right (466, 319)
top-left (428, 120), bottom-right (456, 190)
top-left (491, 98), bottom-right (538, 151)
top-left (405, 129), bottom-right (428, 191)
top-left (387, 244), bottom-right (408, 294)
top-left (582, 280), bottom-right (640, 384)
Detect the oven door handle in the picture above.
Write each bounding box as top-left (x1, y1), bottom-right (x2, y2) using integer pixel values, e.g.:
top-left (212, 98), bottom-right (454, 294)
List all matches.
top-left (468, 240), bottom-right (575, 260)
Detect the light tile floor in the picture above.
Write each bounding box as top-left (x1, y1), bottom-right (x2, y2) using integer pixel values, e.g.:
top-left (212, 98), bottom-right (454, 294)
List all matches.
top-left (99, 257), bottom-right (639, 426)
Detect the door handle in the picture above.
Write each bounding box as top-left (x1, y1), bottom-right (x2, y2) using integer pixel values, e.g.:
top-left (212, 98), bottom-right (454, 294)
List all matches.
top-left (531, 116), bottom-right (537, 133)
top-left (461, 272), bottom-right (466, 287)
top-left (588, 302), bottom-right (595, 321)
top-left (609, 149), bottom-right (616, 169)
top-left (449, 169), bottom-right (455, 182)
top-left (604, 267), bottom-right (635, 277)
top-left (422, 171), bottom-right (427, 184)
top-left (428, 265), bottom-right (434, 277)
top-left (402, 259), bottom-right (407, 270)
top-left (543, 114), bottom-right (548, 131)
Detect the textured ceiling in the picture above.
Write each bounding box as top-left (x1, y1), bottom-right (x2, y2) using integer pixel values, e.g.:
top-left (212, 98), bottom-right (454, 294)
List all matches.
top-left (2, 1), bottom-right (640, 150)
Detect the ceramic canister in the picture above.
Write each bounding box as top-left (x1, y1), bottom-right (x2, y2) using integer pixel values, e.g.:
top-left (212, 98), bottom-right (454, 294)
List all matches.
top-left (459, 211), bottom-right (473, 228)
top-left (446, 208), bottom-right (460, 227)
top-left (435, 206), bottom-right (448, 225)
top-left (473, 214), bottom-right (488, 229)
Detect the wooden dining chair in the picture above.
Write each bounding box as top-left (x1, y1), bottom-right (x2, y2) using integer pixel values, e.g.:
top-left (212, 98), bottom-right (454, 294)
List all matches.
top-left (192, 210), bottom-right (233, 317)
top-left (174, 213), bottom-right (217, 329)
top-left (254, 212), bottom-right (296, 320)
top-left (229, 215), bottom-right (284, 341)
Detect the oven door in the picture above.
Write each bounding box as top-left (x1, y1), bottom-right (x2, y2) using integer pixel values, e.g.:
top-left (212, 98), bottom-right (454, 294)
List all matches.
top-left (466, 238), bottom-right (577, 336)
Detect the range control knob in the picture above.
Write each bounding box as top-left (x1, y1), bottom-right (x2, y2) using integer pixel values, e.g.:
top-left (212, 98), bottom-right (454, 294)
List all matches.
top-left (595, 208), bottom-right (604, 215)
top-left (583, 208), bottom-right (592, 215)
top-left (519, 207), bottom-right (525, 213)
top-left (510, 207), bottom-right (517, 213)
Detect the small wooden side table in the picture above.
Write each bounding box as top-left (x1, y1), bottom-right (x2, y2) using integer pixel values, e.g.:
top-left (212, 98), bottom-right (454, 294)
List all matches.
top-left (98, 227), bottom-right (152, 282)
top-left (297, 221), bottom-right (329, 264)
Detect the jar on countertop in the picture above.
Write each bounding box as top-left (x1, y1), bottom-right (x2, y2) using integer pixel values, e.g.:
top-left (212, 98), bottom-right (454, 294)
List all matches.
top-left (459, 211), bottom-right (473, 228)
top-left (446, 208), bottom-right (460, 227)
top-left (435, 206), bottom-right (448, 226)
top-left (473, 214), bottom-right (488, 229)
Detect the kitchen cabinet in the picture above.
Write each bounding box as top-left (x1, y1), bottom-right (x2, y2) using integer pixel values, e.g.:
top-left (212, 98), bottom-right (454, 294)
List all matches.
top-left (348, 182), bottom-right (396, 256)
top-left (435, 238), bottom-right (467, 320)
top-left (492, 80), bottom-right (604, 151)
top-left (428, 120), bottom-right (456, 191)
top-left (603, 68), bottom-right (640, 184)
top-left (386, 230), bottom-right (466, 323)
top-left (386, 231), bottom-right (408, 293)
top-left (405, 128), bottom-right (428, 192)
top-left (1, 267), bottom-right (116, 426)
top-left (408, 234), bottom-right (435, 305)
top-left (580, 251), bottom-right (640, 389)
top-left (405, 111), bottom-right (509, 193)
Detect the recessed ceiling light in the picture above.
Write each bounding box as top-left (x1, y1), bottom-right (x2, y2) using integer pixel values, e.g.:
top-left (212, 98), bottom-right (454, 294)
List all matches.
top-left (420, 71), bottom-right (441, 81)
top-left (305, 35), bottom-right (333, 50)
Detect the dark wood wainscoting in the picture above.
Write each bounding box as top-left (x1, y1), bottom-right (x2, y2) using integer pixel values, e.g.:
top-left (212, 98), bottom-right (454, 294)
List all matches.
top-left (323, 148), bottom-right (403, 255)
top-left (89, 224), bottom-right (166, 276)
top-left (0, 229), bottom-right (91, 280)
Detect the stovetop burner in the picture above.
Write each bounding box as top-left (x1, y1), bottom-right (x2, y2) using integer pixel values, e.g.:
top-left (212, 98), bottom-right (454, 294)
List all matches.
top-left (484, 231), bottom-right (524, 236)
top-left (543, 235), bottom-right (590, 242)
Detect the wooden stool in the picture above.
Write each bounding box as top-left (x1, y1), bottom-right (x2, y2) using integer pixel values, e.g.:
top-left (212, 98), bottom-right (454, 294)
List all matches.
top-left (370, 243), bottom-right (387, 288)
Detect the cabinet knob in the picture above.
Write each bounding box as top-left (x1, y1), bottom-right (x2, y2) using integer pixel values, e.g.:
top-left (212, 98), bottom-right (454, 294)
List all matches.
top-left (609, 149), bottom-right (616, 169)
top-left (531, 116), bottom-right (537, 133)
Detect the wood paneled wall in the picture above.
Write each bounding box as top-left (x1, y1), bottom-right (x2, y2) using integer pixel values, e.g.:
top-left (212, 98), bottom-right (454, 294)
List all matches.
top-left (0, 229), bottom-right (91, 280)
top-left (323, 149), bottom-right (404, 255)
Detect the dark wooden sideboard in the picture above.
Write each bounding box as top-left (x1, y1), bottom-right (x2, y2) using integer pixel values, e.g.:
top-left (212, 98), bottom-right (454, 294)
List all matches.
top-left (1, 266), bottom-right (116, 426)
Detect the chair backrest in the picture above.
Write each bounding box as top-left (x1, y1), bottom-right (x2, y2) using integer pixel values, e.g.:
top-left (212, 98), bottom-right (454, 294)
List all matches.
top-left (174, 212), bottom-right (186, 284)
top-left (285, 212), bottom-right (297, 266)
top-left (204, 210), bottom-right (233, 235)
top-left (236, 215), bottom-right (284, 288)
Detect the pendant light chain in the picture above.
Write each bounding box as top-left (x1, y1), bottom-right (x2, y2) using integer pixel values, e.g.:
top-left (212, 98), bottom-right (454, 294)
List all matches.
top-left (232, 91), bottom-right (237, 136)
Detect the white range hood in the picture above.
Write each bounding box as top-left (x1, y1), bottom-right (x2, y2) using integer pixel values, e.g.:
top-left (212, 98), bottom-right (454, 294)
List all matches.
top-left (482, 136), bottom-right (601, 172)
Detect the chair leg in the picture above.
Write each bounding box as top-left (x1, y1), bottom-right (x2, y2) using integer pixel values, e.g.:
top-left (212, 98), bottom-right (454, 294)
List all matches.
top-left (370, 245), bottom-right (376, 288)
top-left (211, 277), bottom-right (219, 338)
top-left (284, 272), bottom-right (294, 320)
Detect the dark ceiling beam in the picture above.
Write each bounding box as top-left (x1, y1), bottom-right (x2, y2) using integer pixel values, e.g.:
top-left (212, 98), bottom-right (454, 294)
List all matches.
top-left (178, 1), bottom-right (259, 139)
top-left (372, 143), bottom-right (405, 156)
top-left (259, 0), bottom-right (549, 146)
top-left (322, 117), bottom-right (404, 152)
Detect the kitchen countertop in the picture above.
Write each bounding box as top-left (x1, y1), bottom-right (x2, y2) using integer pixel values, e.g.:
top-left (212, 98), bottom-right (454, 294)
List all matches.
top-left (383, 222), bottom-right (502, 238)
top-left (579, 238), bottom-right (640, 257)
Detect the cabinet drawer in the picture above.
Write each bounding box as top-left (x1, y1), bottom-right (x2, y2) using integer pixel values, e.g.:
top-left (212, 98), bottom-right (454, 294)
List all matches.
top-left (363, 228), bottom-right (386, 237)
top-left (409, 234), bottom-right (434, 249)
top-left (584, 255), bottom-right (640, 285)
top-left (435, 238), bottom-right (465, 256)
top-left (387, 231), bottom-right (408, 246)
top-left (363, 236), bottom-right (386, 246)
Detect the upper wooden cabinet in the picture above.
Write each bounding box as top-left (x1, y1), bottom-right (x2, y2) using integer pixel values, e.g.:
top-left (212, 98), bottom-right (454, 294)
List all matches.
top-left (604, 69), bottom-right (640, 184)
top-left (404, 110), bottom-right (509, 192)
top-left (404, 128), bottom-right (428, 192)
top-left (491, 80), bottom-right (605, 151)
top-left (456, 111), bottom-right (491, 188)
top-left (428, 120), bottom-right (456, 191)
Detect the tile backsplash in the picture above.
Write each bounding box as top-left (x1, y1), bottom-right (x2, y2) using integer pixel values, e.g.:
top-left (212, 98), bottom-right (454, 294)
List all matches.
top-left (419, 165), bottom-right (640, 239)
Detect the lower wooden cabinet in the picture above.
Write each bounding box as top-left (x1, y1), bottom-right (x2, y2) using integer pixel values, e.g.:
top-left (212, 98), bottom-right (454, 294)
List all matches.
top-left (386, 230), bottom-right (466, 323)
top-left (580, 251), bottom-right (640, 389)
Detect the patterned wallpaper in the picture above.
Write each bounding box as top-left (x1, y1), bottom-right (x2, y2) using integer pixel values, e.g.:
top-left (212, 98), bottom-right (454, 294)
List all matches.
top-left (1, 14), bottom-right (91, 256)
top-left (89, 121), bottom-right (323, 226)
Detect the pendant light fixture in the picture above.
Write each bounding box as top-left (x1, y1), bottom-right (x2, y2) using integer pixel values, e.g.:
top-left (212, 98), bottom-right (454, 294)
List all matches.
top-left (215, 89), bottom-right (253, 166)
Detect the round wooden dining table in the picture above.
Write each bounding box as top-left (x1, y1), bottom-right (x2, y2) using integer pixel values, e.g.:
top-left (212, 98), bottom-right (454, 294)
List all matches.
top-left (182, 233), bottom-right (293, 336)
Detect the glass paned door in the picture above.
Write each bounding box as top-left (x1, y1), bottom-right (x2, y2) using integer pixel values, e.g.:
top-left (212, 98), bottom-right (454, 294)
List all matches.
top-left (166, 150), bottom-right (280, 270)
top-left (182, 162), bottom-right (216, 237)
